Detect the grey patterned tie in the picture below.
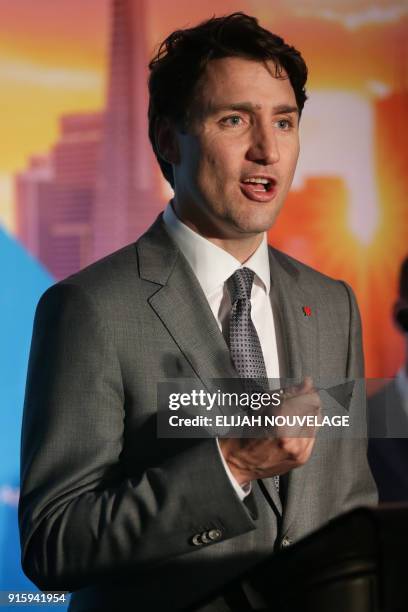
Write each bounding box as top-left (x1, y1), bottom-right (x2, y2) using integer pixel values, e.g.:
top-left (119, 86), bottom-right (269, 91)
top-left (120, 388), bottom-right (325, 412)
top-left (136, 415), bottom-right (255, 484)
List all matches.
top-left (227, 267), bottom-right (279, 492)
top-left (228, 268), bottom-right (268, 384)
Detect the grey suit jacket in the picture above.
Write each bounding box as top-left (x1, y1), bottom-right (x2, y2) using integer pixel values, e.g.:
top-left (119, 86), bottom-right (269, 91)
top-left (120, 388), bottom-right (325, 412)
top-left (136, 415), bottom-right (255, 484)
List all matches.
top-left (19, 214), bottom-right (377, 611)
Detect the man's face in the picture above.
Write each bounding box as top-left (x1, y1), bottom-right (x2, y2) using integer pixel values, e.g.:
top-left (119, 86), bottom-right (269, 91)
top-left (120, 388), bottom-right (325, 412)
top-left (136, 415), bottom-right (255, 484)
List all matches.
top-left (172, 56), bottom-right (300, 239)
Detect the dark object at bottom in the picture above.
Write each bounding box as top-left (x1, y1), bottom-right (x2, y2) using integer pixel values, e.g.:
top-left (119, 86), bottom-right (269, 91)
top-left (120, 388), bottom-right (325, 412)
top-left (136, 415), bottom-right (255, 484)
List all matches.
top-left (196, 504), bottom-right (408, 612)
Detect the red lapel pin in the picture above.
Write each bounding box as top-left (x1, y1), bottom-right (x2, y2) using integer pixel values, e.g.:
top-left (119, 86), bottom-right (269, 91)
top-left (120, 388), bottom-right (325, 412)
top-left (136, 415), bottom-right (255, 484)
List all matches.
top-left (302, 306), bottom-right (312, 317)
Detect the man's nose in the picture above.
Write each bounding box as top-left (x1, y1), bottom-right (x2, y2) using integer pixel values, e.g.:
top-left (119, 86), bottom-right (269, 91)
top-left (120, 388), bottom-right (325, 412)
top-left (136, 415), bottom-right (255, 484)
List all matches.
top-left (246, 123), bottom-right (280, 165)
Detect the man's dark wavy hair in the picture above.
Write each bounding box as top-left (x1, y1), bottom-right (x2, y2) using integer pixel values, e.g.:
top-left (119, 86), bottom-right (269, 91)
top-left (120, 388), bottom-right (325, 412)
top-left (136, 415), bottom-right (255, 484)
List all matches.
top-left (148, 12), bottom-right (308, 188)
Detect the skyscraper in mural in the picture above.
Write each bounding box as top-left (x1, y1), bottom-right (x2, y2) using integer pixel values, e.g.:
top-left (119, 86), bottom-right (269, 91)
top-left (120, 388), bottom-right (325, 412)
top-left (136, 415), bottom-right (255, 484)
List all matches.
top-left (16, 112), bottom-right (104, 279)
top-left (92, 0), bottom-right (163, 260)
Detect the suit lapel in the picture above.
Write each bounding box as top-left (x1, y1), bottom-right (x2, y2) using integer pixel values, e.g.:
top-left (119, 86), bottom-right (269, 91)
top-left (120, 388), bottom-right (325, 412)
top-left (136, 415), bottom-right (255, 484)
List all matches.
top-left (269, 248), bottom-right (320, 382)
top-left (137, 215), bottom-right (237, 388)
top-left (268, 248), bottom-right (320, 534)
top-left (138, 222), bottom-right (321, 386)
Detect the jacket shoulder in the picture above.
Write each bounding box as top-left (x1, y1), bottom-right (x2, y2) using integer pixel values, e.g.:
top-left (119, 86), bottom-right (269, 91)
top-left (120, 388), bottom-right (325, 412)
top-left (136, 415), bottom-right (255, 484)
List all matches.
top-left (63, 242), bottom-right (139, 289)
top-left (37, 242), bottom-right (142, 315)
top-left (269, 245), bottom-right (355, 302)
top-left (269, 246), bottom-right (339, 285)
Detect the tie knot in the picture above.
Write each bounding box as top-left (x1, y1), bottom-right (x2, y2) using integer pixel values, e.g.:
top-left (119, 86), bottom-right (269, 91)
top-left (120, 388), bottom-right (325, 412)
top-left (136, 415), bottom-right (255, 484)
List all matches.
top-left (228, 267), bottom-right (255, 303)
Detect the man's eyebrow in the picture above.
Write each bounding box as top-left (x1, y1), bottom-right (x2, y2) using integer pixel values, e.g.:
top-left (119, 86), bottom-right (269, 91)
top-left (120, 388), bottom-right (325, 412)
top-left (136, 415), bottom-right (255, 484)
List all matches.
top-left (206, 102), bottom-right (299, 115)
top-left (271, 104), bottom-right (299, 115)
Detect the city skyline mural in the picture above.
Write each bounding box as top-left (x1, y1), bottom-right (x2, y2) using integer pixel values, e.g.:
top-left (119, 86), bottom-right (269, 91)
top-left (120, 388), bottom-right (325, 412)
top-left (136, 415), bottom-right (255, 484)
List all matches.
top-left (1, 0), bottom-right (407, 379)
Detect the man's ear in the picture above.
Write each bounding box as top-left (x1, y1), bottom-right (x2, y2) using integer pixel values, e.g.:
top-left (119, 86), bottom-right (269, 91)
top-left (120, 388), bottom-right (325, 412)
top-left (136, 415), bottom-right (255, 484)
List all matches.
top-left (155, 117), bottom-right (180, 165)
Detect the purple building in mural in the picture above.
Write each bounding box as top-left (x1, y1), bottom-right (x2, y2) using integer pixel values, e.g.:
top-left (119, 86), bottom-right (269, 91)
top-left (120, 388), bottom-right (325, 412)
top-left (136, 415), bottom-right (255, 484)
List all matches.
top-left (16, 112), bottom-right (104, 280)
top-left (15, 154), bottom-right (53, 259)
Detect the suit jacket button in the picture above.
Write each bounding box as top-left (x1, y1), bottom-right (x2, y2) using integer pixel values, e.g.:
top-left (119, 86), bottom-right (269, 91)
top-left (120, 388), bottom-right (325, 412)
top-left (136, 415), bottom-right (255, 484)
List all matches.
top-left (192, 534), bottom-right (203, 546)
top-left (281, 536), bottom-right (291, 548)
top-left (201, 531), bottom-right (211, 544)
top-left (208, 528), bottom-right (222, 541)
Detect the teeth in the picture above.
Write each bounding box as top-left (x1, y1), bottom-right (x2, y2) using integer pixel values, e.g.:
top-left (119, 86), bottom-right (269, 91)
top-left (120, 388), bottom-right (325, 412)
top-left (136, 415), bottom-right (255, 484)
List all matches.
top-left (243, 177), bottom-right (270, 184)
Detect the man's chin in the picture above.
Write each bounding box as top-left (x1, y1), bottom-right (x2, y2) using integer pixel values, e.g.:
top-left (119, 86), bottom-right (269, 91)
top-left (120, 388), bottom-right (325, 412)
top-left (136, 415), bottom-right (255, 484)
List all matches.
top-left (231, 210), bottom-right (281, 235)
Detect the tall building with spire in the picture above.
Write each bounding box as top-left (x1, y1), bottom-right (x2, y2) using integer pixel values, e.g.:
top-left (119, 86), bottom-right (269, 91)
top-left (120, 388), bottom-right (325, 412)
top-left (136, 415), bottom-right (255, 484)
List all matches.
top-left (92, 0), bottom-right (163, 260)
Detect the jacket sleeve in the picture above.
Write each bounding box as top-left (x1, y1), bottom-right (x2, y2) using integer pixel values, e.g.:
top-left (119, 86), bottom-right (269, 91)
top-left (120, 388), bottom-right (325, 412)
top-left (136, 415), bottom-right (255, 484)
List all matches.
top-left (19, 282), bottom-right (256, 592)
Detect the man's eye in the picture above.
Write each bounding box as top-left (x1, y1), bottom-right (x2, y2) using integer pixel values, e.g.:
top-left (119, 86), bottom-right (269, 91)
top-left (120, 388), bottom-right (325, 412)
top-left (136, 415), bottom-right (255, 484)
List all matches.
top-left (221, 115), bottom-right (243, 127)
top-left (275, 118), bottom-right (292, 130)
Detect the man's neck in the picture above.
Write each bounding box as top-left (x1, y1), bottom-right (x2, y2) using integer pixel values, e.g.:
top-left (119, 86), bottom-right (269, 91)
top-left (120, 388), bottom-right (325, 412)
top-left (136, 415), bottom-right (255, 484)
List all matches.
top-left (201, 234), bottom-right (264, 264)
top-left (171, 200), bottom-right (265, 264)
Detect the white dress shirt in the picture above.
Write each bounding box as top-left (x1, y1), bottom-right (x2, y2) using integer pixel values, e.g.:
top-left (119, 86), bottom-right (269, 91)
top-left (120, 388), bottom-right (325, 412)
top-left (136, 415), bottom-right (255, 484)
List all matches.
top-left (163, 202), bottom-right (281, 500)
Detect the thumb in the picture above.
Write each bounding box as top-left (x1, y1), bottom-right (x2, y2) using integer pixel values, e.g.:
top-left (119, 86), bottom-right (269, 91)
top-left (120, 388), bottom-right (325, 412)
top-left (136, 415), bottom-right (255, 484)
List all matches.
top-left (298, 376), bottom-right (315, 394)
top-left (283, 376), bottom-right (315, 399)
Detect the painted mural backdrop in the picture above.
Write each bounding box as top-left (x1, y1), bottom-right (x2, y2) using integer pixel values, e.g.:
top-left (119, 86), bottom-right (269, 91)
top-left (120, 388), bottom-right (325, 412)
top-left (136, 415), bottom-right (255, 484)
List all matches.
top-left (1, 0), bottom-right (407, 599)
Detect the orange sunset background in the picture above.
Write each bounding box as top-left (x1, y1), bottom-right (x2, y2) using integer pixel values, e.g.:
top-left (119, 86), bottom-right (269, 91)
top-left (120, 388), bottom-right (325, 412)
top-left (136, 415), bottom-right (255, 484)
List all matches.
top-left (1, 0), bottom-right (407, 378)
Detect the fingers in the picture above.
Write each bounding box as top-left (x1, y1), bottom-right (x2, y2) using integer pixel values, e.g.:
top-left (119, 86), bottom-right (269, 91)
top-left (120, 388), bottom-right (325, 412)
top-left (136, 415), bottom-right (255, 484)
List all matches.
top-left (284, 376), bottom-right (315, 399)
top-left (302, 375), bottom-right (316, 394)
top-left (219, 377), bottom-right (321, 483)
top-left (272, 379), bottom-right (321, 438)
top-left (278, 435), bottom-right (315, 464)
top-left (257, 436), bottom-right (316, 478)
top-left (220, 432), bottom-right (317, 483)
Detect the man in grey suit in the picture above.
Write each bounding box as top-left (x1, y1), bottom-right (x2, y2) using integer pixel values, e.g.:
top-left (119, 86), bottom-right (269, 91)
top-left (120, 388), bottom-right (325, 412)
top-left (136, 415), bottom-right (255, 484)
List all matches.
top-left (19, 13), bottom-right (377, 612)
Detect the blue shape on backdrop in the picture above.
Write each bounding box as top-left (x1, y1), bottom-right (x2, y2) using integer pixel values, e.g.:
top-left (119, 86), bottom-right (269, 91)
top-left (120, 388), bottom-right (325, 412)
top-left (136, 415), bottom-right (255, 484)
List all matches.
top-left (0, 228), bottom-right (68, 608)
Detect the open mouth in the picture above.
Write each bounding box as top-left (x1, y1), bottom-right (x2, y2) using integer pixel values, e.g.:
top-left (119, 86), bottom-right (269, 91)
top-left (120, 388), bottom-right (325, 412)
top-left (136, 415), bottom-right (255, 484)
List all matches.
top-left (242, 177), bottom-right (274, 191)
top-left (240, 176), bottom-right (277, 201)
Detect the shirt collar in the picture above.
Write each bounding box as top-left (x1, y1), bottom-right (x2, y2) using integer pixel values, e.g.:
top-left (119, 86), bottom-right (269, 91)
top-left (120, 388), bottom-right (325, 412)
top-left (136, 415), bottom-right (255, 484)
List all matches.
top-left (163, 202), bottom-right (270, 297)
